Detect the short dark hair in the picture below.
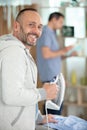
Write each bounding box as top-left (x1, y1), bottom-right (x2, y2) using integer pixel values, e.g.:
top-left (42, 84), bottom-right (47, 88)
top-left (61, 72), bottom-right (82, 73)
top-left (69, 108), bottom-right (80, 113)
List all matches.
top-left (16, 8), bottom-right (37, 21)
top-left (48, 12), bottom-right (64, 21)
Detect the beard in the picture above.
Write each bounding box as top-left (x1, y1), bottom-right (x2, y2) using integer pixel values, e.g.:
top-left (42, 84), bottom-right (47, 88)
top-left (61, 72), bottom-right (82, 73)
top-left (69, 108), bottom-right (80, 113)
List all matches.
top-left (18, 25), bottom-right (39, 46)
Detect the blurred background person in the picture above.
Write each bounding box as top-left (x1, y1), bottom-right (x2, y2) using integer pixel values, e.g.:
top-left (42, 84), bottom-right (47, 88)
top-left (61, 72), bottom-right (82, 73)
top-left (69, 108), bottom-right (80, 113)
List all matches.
top-left (36, 12), bottom-right (76, 115)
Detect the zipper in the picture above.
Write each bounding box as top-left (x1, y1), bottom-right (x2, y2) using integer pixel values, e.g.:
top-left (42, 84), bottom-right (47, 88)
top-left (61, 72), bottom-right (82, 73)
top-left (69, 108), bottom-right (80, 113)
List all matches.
top-left (11, 106), bottom-right (24, 126)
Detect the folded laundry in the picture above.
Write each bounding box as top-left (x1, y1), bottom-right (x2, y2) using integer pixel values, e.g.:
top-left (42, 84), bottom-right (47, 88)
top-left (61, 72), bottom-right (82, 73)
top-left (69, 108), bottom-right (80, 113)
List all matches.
top-left (44, 115), bottom-right (87, 130)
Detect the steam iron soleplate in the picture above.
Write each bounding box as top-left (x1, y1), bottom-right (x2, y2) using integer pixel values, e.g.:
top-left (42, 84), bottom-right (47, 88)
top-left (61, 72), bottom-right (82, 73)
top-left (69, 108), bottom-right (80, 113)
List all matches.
top-left (46, 73), bottom-right (65, 110)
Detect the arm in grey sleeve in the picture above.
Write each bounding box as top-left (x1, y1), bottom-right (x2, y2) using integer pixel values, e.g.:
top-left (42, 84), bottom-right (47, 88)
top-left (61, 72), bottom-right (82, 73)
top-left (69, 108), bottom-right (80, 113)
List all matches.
top-left (38, 88), bottom-right (47, 101)
top-left (36, 110), bottom-right (45, 125)
top-left (1, 46), bottom-right (47, 106)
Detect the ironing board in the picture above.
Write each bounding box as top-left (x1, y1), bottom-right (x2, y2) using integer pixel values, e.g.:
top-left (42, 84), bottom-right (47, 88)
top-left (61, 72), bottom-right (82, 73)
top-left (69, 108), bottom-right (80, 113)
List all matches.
top-left (35, 125), bottom-right (54, 130)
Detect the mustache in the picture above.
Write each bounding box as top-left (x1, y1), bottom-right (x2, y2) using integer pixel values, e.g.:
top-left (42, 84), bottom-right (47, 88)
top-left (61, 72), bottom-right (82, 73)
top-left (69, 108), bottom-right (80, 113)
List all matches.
top-left (27, 33), bottom-right (39, 38)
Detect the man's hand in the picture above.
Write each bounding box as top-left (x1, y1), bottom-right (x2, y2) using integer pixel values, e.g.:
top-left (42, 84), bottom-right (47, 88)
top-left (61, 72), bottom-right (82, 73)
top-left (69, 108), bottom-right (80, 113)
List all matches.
top-left (43, 83), bottom-right (59, 100)
top-left (41, 114), bottom-right (58, 124)
top-left (61, 45), bottom-right (74, 56)
top-left (70, 51), bottom-right (78, 57)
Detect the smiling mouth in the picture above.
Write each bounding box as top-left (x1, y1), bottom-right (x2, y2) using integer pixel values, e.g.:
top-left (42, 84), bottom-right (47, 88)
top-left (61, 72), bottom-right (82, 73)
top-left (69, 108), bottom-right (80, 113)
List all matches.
top-left (30, 34), bottom-right (37, 39)
top-left (28, 34), bottom-right (38, 43)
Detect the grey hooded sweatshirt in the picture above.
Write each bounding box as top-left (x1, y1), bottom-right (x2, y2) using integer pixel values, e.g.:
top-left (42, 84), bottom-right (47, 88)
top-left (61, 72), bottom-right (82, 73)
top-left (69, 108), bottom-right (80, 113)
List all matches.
top-left (0, 34), bottom-right (46, 130)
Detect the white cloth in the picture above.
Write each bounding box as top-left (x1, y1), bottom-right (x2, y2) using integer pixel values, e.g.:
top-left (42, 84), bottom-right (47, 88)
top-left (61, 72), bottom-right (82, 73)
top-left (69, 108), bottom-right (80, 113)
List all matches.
top-left (0, 34), bottom-right (45, 130)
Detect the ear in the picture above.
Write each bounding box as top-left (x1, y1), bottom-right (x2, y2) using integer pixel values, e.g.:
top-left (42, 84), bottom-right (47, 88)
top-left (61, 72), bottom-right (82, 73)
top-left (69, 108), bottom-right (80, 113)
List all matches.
top-left (13, 21), bottom-right (20, 32)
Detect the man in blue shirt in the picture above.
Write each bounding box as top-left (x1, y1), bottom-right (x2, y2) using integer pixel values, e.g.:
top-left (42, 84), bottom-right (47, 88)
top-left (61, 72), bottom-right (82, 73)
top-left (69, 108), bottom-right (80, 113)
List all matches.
top-left (36, 12), bottom-right (73, 115)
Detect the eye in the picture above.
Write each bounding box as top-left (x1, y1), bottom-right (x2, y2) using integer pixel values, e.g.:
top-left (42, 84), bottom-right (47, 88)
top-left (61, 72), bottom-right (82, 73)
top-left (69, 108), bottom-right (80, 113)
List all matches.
top-left (38, 25), bottom-right (43, 31)
top-left (28, 23), bottom-right (35, 28)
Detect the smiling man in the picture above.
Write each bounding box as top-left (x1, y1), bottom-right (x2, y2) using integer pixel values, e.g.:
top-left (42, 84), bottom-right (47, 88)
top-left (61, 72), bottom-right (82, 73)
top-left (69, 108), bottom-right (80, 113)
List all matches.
top-left (0, 8), bottom-right (58, 130)
top-left (14, 8), bottom-right (42, 46)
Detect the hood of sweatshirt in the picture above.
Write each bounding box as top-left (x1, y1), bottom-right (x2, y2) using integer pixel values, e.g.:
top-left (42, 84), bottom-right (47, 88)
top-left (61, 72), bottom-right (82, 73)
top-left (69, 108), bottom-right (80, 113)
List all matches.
top-left (0, 34), bottom-right (26, 53)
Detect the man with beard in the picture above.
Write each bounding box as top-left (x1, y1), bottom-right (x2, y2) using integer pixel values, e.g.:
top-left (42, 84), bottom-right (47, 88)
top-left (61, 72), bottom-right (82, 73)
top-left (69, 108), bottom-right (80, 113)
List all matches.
top-left (0, 8), bottom-right (58, 130)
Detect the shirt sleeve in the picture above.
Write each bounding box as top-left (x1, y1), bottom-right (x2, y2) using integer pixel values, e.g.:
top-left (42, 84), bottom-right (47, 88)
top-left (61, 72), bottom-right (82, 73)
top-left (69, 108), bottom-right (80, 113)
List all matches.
top-left (1, 46), bottom-right (46, 106)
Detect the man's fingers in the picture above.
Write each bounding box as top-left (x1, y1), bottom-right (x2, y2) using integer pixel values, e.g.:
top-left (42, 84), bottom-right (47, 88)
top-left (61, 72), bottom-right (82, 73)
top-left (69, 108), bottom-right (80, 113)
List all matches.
top-left (49, 118), bottom-right (58, 123)
top-left (48, 114), bottom-right (55, 118)
top-left (66, 45), bottom-right (74, 51)
top-left (48, 114), bottom-right (58, 123)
